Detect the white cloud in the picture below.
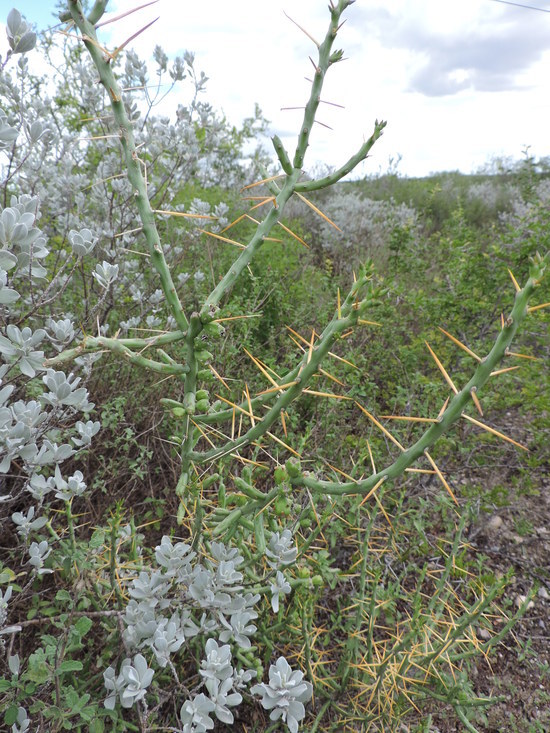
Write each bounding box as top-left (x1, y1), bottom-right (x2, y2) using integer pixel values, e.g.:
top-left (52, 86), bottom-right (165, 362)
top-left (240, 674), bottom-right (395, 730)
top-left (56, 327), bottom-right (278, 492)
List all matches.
top-left (5, 0), bottom-right (550, 176)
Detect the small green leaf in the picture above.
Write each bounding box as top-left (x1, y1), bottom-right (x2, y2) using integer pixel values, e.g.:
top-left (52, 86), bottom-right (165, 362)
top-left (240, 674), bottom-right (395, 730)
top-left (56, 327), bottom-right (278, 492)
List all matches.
top-left (89, 529), bottom-right (105, 549)
top-left (63, 686), bottom-right (79, 707)
top-left (74, 616), bottom-right (92, 636)
top-left (0, 569), bottom-right (16, 583)
top-left (0, 679), bottom-right (13, 692)
top-left (56, 660), bottom-right (83, 675)
top-left (55, 589), bottom-right (72, 603)
top-left (4, 704), bottom-right (19, 725)
top-left (89, 719), bottom-right (105, 733)
top-left (27, 649), bottom-right (51, 684)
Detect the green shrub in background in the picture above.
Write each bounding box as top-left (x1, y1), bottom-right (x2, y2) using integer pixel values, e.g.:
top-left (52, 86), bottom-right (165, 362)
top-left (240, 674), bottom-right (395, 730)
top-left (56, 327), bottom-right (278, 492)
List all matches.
top-left (0, 2), bottom-right (548, 732)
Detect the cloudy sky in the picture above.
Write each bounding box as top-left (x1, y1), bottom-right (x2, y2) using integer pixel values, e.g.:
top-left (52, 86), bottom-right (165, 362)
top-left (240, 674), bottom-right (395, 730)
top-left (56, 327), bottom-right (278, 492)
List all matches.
top-left (3, 0), bottom-right (550, 177)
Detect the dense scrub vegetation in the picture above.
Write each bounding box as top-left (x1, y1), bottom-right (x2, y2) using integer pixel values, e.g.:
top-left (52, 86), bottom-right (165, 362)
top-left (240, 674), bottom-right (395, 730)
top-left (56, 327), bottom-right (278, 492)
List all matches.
top-left (0, 3), bottom-right (548, 732)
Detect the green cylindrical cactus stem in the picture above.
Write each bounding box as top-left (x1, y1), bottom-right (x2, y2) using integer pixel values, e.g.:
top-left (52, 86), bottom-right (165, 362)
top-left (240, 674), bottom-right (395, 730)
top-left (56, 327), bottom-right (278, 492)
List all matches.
top-left (59, 0), bottom-right (107, 23)
top-left (336, 506), bottom-right (379, 689)
top-left (420, 582), bottom-right (505, 672)
top-left (258, 162), bottom-right (282, 197)
top-left (254, 511), bottom-right (266, 553)
top-left (292, 1), bottom-right (353, 169)
top-left (156, 348), bottom-right (177, 365)
top-left (87, 0), bottom-right (108, 23)
top-left (218, 481), bottom-right (226, 508)
top-left (161, 398), bottom-right (185, 410)
top-left (450, 582), bottom-right (536, 663)
top-left (200, 172), bottom-right (301, 315)
top-left (234, 476), bottom-right (266, 500)
top-left (195, 359), bottom-right (305, 426)
top-left (454, 706), bottom-right (482, 733)
top-left (212, 507), bottom-right (243, 537)
top-left (201, 473), bottom-right (220, 490)
top-left (191, 498), bottom-right (204, 551)
top-left (294, 120), bottom-right (387, 193)
top-left (308, 700), bottom-right (332, 733)
top-left (108, 514), bottom-right (124, 608)
top-left (191, 285), bottom-right (366, 463)
top-left (45, 330), bottom-right (187, 368)
top-left (175, 471), bottom-right (189, 497)
top-left (426, 513), bottom-right (468, 624)
top-left (128, 516), bottom-right (140, 563)
top-left (45, 334), bottom-right (188, 375)
top-left (252, 575), bottom-right (312, 596)
top-left (271, 135), bottom-right (293, 175)
top-left (178, 313), bottom-right (204, 480)
top-left (183, 392), bottom-right (196, 415)
top-left (289, 270), bottom-right (543, 496)
top-left (176, 500), bottom-right (186, 525)
top-left (68, 1), bottom-right (189, 333)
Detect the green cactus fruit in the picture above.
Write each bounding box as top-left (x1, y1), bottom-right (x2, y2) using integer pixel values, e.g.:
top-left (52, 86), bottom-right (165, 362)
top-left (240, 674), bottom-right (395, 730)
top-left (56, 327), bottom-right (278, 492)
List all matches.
top-left (274, 497), bottom-right (289, 516)
top-left (274, 466), bottom-right (287, 485)
top-left (197, 369), bottom-right (214, 382)
top-left (171, 407), bottom-right (185, 418)
top-left (195, 399), bottom-right (210, 413)
top-left (196, 389), bottom-right (209, 401)
top-left (202, 322), bottom-right (224, 337)
top-left (195, 349), bottom-right (213, 364)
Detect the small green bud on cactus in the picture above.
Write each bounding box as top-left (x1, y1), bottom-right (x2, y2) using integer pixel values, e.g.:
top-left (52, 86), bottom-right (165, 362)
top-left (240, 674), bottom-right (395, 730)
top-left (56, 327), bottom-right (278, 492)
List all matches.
top-left (285, 458), bottom-right (301, 478)
top-left (274, 497), bottom-right (289, 516)
top-left (329, 48), bottom-right (345, 64)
